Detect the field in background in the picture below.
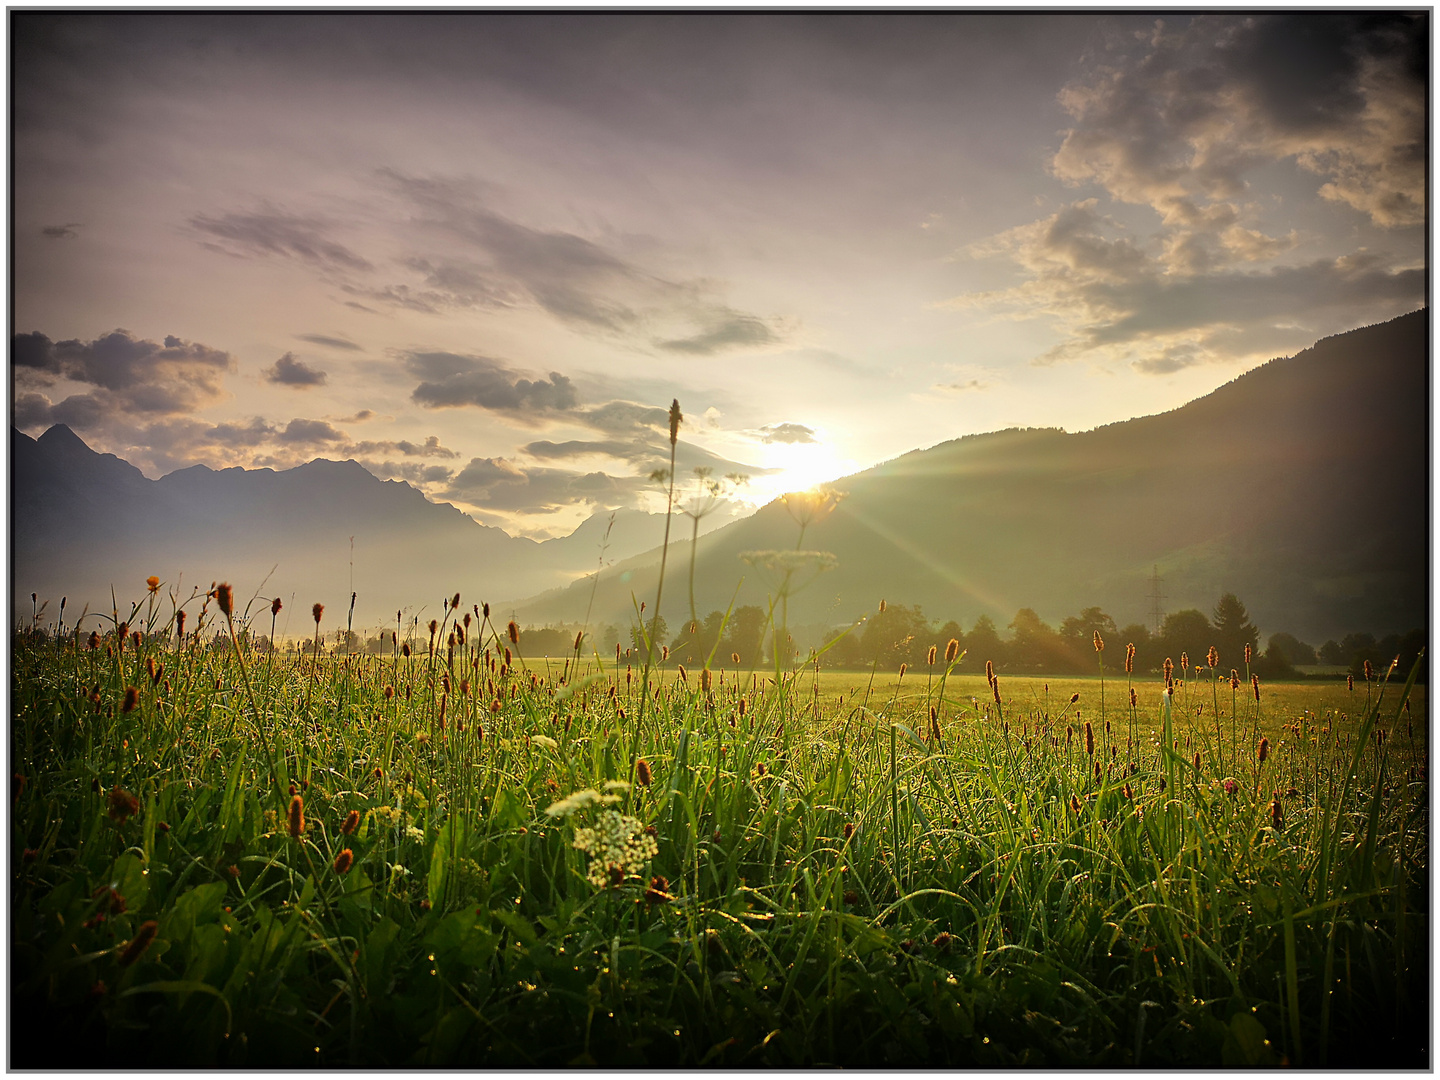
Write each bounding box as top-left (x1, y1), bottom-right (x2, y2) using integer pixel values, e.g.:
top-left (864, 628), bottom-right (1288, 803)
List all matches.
top-left (10, 600), bottom-right (1428, 1066)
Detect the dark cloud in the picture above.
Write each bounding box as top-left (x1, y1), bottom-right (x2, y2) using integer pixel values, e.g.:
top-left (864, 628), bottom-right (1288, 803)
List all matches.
top-left (190, 209), bottom-right (373, 272)
top-left (758, 423), bottom-right (818, 444)
top-left (295, 333), bottom-right (361, 351)
top-left (11, 329), bottom-right (233, 421)
top-left (264, 351), bottom-right (327, 387)
top-left (657, 311), bottom-right (781, 355)
top-left (522, 439), bottom-right (637, 461)
top-left (278, 417), bottom-right (347, 444)
top-left (1052, 13), bottom-right (1425, 229)
top-left (572, 400), bottom-right (669, 438)
top-left (41, 223), bottom-right (80, 239)
top-left (405, 351), bottom-right (579, 417)
top-left (347, 435), bottom-right (457, 459)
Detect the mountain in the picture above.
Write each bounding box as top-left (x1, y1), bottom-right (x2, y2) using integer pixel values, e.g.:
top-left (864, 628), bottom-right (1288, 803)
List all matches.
top-left (11, 428), bottom-right (712, 634)
top-left (511, 309), bottom-right (1429, 643)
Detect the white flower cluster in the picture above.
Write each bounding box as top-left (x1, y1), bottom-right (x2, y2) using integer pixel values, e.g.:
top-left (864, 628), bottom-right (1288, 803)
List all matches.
top-left (544, 788), bottom-right (621, 818)
top-left (571, 809), bottom-right (658, 889)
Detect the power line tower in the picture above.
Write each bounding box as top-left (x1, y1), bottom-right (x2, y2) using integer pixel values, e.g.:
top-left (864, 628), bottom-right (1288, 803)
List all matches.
top-left (1146, 565), bottom-right (1167, 635)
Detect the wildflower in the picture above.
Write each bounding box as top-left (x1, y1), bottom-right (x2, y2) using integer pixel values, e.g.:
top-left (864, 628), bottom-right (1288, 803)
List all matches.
top-left (1084, 722), bottom-right (1094, 756)
top-left (755, 762), bottom-right (767, 777)
top-left (532, 734), bottom-right (559, 751)
top-left (312, 603), bottom-right (323, 625)
top-left (1122, 782), bottom-right (1133, 800)
top-left (175, 611), bottom-right (186, 637)
top-left (333, 849), bottom-right (354, 874)
top-left (118, 920), bottom-right (159, 967)
top-left (1363, 659), bottom-right (1373, 681)
top-left (1270, 799), bottom-right (1284, 830)
top-left (927, 645), bottom-right (937, 666)
top-left (545, 789), bottom-right (620, 818)
top-left (1347, 674), bottom-right (1355, 691)
top-left (1223, 778), bottom-right (1238, 796)
top-left (508, 620), bottom-right (519, 645)
top-left (341, 810), bottom-right (360, 835)
top-left (87, 630), bottom-right (100, 650)
top-left (1258, 737), bottom-right (1270, 764)
top-left (271, 597), bottom-right (282, 616)
top-left (108, 787), bottom-right (139, 823)
top-left (898, 663), bottom-right (907, 679)
top-left (636, 759), bottom-right (652, 787)
top-left (215, 583), bottom-right (233, 618)
top-left (1252, 674), bottom-right (1260, 702)
top-left (1125, 643), bottom-right (1135, 673)
top-left (1244, 644), bottom-right (1252, 665)
top-left (573, 809), bottom-right (658, 889)
top-left (1163, 658), bottom-right (1173, 681)
top-left (1207, 646), bottom-right (1219, 669)
top-left (701, 668), bottom-right (712, 692)
top-left (945, 638), bottom-right (960, 664)
top-left (1180, 652), bottom-right (1188, 673)
top-left (287, 794), bottom-right (305, 838)
top-left (932, 931), bottom-right (953, 952)
top-left (121, 687), bottom-right (140, 713)
top-left (843, 822), bottom-right (856, 841)
top-left (146, 576), bottom-right (160, 593)
top-left (1093, 631), bottom-right (1104, 653)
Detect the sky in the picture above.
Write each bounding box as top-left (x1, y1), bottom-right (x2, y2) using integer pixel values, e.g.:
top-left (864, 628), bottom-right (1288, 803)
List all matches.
top-left (11, 11), bottom-right (1427, 539)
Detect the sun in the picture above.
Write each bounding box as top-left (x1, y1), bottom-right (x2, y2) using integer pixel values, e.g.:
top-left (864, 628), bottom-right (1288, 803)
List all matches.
top-left (743, 440), bottom-right (857, 508)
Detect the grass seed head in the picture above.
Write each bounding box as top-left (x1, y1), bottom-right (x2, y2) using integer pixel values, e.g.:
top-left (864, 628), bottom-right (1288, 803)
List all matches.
top-left (1258, 737), bottom-right (1270, 764)
top-left (121, 686), bottom-right (140, 713)
top-left (288, 794), bottom-right (305, 838)
top-left (508, 620), bottom-right (519, 645)
top-left (927, 645), bottom-right (937, 665)
top-left (945, 638), bottom-right (960, 663)
top-left (636, 759), bottom-right (652, 787)
top-left (107, 787), bottom-right (139, 823)
top-left (175, 611), bottom-right (186, 637)
top-left (342, 809), bottom-right (360, 834)
top-left (312, 603), bottom-right (324, 625)
top-left (333, 849), bottom-right (354, 874)
top-left (1094, 630), bottom-right (1104, 652)
top-left (668, 399), bottom-right (682, 445)
top-left (1207, 646), bottom-right (1219, 668)
top-left (119, 920), bottom-right (159, 967)
top-left (215, 583), bottom-right (233, 617)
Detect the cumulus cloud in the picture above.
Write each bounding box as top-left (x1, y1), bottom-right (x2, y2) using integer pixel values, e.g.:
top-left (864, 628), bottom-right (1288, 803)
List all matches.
top-left (1052, 13), bottom-right (1425, 229)
top-left (953, 14), bottom-right (1425, 374)
top-left (758, 423), bottom-right (818, 444)
top-left (278, 417), bottom-right (347, 444)
top-left (265, 352), bottom-right (327, 387)
top-left (12, 329), bottom-right (233, 427)
top-left (190, 208), bottom-right (373, 273)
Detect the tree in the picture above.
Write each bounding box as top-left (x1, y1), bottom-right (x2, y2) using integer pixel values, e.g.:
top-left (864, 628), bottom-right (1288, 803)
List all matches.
top-left (1266, 632), bottom-right (1317, 667)
top-left (722, 606), bottom-right (767, 667)
top-left (1211, 593), bottom-right (1259, 670)
top-left (1059, 606), bottom-right (1118, 648)
top-left (630, 615), bottom-right (668, 658)
top-left (1159, 609), bottom-right (1212, 669)
top-left (1118, 623), bottom-right (1157, 674)
top-left (1008, 608), bottom-right (1066, 672)
top-left (858, 603), bottom-right (929, 669)
top-left (966, 614), bottom-right (1004, 671)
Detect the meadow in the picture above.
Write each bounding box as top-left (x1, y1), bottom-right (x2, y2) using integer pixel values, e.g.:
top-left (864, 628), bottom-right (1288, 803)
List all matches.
top-left (10, 585), bottom-right (1427, 1066)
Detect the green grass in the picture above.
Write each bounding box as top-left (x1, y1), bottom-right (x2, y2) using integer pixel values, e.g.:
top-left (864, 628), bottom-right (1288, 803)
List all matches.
top-left (10, 598), bottom-right (1428, 1066)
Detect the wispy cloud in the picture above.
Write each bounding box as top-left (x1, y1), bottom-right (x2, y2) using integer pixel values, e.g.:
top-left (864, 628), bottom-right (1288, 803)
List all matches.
top-left (190, 208), bottom-right (373, 273)
top-left (757, 422), bottom-right (818, 444)
top-left (295, 333), bottom-right (362, 351)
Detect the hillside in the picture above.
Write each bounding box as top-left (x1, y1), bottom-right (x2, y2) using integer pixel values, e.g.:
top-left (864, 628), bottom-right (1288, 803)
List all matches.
top-left (510, 309), bottom-right (1429, 642)
top-left (11, 426), bottom-right (708, 633)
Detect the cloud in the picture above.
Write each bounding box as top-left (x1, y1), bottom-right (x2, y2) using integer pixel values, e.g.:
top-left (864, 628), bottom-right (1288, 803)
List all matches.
top-left (1051, 13), bottom-right (1425, 229)
top-left (41, 223), bottom-right (80, 239)
top-left (935, 379), bottom-right (988, 393)
top-left (295, 333), bottom-right (362, 351)
top-left (376, 170), bottom-right (783, 354)
top-left (758, 423), bottom-right (818, 444)
top-left (347, 435), bottom-right (458, 459)
top-left (264, 351), bottom-right (327, 387)
top-left (950, 14), bottom-right (1425, 373)
top-left (11, 329), bottom-right (234, 425)
top-left (656, 310), bottom-right (782, 355)
top-left (404, 351), bottom-right (579, 417)
top-left (190, 208), bottom-right (373, 272)
top-left (363, 461), bottom-right (457, 486)
top-left (444, 456), bottom-right (638, 516)
top-left (278, 417), bottom-right (347, 444)
top-left (522, 439), bottom-right (638, 462)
